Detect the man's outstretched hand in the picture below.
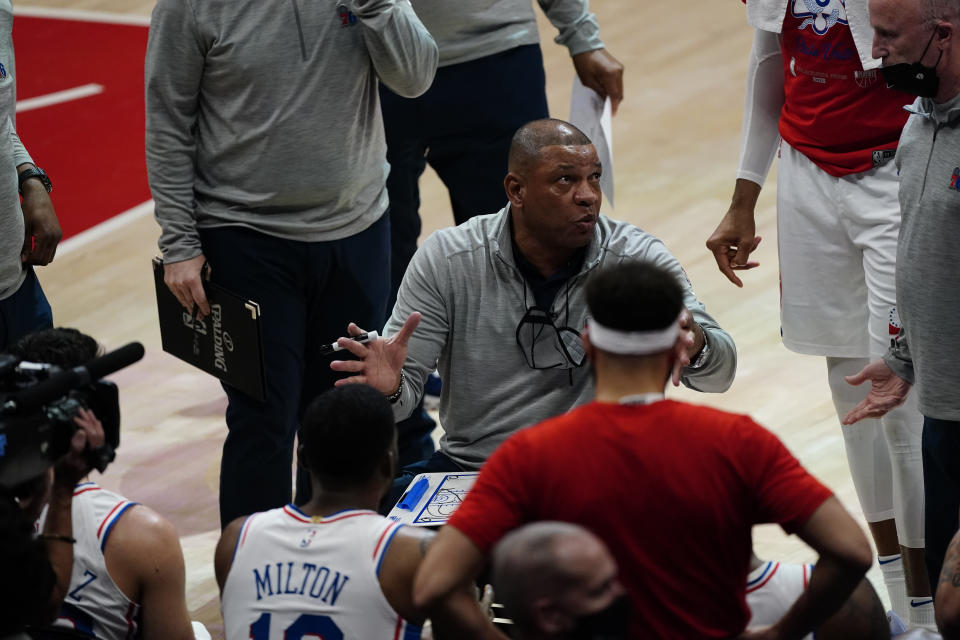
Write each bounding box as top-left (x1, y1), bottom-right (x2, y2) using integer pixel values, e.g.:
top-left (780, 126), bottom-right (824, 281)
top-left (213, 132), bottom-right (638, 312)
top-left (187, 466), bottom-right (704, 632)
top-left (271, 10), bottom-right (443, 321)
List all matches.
top-left (330, 312), bottom-right (422, 396)
top-left (842, 360), bottom-right (911, 425)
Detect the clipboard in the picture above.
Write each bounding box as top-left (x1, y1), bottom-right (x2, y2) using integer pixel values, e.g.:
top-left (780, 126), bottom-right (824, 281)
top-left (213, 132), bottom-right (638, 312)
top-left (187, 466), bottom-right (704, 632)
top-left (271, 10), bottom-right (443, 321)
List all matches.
top-left (152, 257), bottom-right (267, 401)
top-left (386, 472), bottom-right (479, 526)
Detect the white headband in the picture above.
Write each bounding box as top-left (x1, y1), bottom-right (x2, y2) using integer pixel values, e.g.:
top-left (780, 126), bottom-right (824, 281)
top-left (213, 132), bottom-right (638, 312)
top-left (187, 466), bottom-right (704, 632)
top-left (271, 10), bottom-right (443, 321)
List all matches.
top-left (587, 316), bottom-right (679, 355)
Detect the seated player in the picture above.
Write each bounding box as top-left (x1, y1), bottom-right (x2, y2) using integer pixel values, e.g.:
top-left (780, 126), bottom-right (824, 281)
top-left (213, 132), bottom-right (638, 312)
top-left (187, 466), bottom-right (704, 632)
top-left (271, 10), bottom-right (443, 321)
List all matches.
top-left (746, 553), bottom-right (890, 639)
top-left (9, 329), bottom-right (195, 640)
top-left (215, 384), bottom-right (480, 639)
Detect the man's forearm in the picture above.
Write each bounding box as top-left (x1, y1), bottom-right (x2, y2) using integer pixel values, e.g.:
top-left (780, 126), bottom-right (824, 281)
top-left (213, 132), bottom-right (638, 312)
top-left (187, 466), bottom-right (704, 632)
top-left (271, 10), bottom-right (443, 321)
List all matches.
top-left (430, 589), bottom-right (509, 640)
top-left (145, 0), bottom-right (205, 261)
top-left (773, 554), bottom-right (869, 639)
top-left (682, 316), bottom-right (736, 392)
top-left (40, 484), bottom-right (75, 622)
top-left (354, 0), bottom-right (438, 98)
top-left (737, 29), bottom-right (784, 185)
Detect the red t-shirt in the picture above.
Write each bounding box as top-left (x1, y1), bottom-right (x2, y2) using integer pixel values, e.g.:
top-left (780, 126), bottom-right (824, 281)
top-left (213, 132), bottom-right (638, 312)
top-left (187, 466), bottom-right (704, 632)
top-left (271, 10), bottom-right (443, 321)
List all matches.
top-left (448, 400), bottom-right (833, 638)
top-left (777, 1), bottom-right (909, 176)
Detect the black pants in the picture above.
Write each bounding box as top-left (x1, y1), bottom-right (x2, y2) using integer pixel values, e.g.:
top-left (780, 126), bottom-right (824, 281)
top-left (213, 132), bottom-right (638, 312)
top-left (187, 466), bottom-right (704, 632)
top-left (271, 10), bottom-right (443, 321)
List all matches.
top-left (0, 266), bottom-right (52, 350)
top-left (922, 415), bottom-right (960, 593)
top-left (379, 43), bottom-right (550, 310)
top-left (200, 217), bottom-right (390, 528)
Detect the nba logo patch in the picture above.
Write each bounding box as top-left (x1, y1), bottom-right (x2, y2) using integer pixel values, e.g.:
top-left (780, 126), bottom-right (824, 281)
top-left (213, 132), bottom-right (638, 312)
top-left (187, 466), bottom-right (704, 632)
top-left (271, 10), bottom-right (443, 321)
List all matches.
top-left (0, 63), bottom-right (7, 79)
top-left (950, 167), bottom-right (960, 191)
top-left (300, 528), bottom-right (318, 548)
top-left (888, 307), bottom-right (901, 335)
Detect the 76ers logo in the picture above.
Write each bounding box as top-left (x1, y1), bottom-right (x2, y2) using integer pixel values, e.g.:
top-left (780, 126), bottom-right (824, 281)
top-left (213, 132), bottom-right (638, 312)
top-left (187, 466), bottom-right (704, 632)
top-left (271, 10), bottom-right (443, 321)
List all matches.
top-left (792, 0), bottom-right (848, 35)
top-left (888, 307), bottom-right (902, 336)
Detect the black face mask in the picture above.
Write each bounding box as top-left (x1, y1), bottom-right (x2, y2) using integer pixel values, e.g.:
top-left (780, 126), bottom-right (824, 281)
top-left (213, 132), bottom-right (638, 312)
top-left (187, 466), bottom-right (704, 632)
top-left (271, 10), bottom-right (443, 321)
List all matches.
top-left (881, 27), bottom-right (943, 97)
top-left (569, 594), bottom-right (631, 640)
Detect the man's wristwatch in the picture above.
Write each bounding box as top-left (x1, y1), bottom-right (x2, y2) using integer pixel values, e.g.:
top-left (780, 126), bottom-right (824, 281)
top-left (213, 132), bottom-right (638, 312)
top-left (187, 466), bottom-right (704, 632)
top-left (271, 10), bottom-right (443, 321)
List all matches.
top-left (688, 332), bottom-right (710, 369)
top-left (18, 166), bottom-right (52, 195)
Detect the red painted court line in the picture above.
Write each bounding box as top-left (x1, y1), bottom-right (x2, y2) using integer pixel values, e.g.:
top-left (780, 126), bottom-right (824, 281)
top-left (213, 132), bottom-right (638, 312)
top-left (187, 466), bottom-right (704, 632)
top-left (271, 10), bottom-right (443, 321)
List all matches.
top-left (14, 15), bottom-right (150, 240)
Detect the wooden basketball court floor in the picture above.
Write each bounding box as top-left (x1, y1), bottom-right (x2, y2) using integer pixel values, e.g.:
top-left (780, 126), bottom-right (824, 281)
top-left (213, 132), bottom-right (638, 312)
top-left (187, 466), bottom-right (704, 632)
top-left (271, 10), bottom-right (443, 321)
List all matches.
top-left (16, 0), bottom-right (896, 633)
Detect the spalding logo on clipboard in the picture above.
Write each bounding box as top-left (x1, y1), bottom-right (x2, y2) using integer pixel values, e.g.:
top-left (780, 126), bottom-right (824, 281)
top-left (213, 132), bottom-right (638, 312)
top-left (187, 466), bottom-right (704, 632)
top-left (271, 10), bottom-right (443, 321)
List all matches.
top-left (152, 258), bottom-right (266, 401)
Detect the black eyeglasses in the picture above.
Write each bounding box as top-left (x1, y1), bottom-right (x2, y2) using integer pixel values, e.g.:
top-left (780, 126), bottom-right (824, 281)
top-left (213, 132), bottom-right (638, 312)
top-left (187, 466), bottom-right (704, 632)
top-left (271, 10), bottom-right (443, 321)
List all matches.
top-left (515, 306), bottom-right (586, 370)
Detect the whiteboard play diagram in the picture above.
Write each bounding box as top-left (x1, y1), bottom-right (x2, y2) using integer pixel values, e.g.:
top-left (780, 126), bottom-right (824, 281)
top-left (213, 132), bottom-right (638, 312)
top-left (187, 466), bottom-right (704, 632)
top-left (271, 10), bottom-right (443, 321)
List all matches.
top-left (413, 473), bottom-right (478, 525)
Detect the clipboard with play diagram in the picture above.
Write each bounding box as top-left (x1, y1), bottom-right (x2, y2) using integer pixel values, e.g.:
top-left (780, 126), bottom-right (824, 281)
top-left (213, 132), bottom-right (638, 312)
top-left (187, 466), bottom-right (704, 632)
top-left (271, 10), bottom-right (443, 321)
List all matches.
top-left (152, 257), bottom-right (266, 401)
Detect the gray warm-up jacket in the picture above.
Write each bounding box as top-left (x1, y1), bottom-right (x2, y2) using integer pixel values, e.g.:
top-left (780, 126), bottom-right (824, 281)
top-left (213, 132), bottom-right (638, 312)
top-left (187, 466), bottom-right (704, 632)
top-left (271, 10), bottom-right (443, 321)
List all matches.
top-left (145, 0), bottom-right (438, 263)
top-left (0, 0), bottom-right (35, 300)
top-left (385, 205), bottom-right (738, 469)
top-left (410, 0), bottom-right (603, 67)
top-left (884, 94), bottom-right (960, 421)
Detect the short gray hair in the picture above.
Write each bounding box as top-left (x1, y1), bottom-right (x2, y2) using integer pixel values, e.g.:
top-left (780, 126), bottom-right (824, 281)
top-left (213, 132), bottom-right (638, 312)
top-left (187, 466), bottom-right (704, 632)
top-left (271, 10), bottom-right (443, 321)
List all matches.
top-left (492, 522), bottom-right (599, 631)
top-left (922, 0), bottom-right (960, 22)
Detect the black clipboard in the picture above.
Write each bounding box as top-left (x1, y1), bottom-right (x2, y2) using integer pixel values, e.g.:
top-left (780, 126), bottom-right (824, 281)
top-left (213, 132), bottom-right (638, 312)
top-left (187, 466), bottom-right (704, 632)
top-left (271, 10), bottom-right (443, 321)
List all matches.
top-left (152, 257), bottom-right (267, 401)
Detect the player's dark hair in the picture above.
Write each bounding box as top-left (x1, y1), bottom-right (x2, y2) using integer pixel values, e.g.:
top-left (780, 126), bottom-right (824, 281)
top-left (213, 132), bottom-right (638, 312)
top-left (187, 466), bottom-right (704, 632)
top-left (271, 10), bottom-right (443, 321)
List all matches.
top-left (8, 327), bottom-right (100, 368)
top-left (0, 495), bottom-right (57, 635)
top-left (300, 385), bottom-right (396, 490)
top-left (508, 118), bottom-right (593, 175)
top-left (585, 261), bottom-right (683, 333)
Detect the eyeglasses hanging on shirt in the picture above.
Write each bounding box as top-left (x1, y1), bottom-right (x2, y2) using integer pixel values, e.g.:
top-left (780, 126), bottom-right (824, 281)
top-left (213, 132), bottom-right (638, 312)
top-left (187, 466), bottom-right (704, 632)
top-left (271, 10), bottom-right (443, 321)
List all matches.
top-left (515, 306), bottom-right (586, 370)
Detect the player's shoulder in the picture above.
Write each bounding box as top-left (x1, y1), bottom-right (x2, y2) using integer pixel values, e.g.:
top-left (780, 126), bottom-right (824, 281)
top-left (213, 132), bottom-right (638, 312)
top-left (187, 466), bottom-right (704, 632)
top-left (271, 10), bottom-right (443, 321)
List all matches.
top-left (107, 503), bottom-right (180, 555)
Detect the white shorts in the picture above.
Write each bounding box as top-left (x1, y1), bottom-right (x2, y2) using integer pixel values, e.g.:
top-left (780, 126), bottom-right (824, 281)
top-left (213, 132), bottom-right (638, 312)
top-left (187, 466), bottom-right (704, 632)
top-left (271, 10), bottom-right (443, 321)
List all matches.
top-left (776, 141), bottom-right (901, 359)
top-left (746, 561), bottom-right (814, 640)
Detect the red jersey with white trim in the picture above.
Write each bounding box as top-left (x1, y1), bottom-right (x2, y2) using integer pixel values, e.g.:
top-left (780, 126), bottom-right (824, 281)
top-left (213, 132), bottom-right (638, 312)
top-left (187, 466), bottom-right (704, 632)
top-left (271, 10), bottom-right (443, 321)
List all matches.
top-left (746, 561), bottom-right (814, 639)
top-left (778, 0), bottom-right (909, 176)
top-left (221, 505), bottom-right (421, 640)
top-left (37, 482), bottom-right (141, 640)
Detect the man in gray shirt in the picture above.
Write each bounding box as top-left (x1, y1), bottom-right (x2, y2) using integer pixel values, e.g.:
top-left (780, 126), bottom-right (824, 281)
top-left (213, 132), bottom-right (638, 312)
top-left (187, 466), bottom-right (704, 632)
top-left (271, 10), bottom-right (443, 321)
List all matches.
top-left (381, 0), bottom-right (625, 469)
top-left (145, 0), bottom-right (438, 527)
top-left (0, 0), bottom-right (60, 350)
top-left (332, 119), bottom-right (736, 505)
top-left (844, 0), bottom-right (960, 595)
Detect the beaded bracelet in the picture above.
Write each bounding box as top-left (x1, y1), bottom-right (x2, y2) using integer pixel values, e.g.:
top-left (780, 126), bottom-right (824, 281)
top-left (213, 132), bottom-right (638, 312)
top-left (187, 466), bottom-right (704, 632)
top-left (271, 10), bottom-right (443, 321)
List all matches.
top-left (386, 370), bottom-right (405, 404)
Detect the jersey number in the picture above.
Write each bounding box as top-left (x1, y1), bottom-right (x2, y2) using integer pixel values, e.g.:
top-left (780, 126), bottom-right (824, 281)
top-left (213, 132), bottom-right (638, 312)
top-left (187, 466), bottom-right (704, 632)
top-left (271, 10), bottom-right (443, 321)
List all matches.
top-left (249, 612), bottom-right (343, 640)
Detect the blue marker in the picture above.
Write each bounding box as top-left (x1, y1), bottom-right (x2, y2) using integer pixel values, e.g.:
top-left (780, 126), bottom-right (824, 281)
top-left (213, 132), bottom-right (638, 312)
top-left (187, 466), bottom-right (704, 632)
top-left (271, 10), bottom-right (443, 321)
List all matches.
top-left (397, 476), bottom-right (429, 511)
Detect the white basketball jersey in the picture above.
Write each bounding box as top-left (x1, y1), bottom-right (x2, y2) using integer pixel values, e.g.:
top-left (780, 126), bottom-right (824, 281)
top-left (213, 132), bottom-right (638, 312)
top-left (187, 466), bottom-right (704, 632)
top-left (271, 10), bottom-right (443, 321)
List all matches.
top-left (37, 482), bottom-right (142, 639)
top-left (746, 561), bottom-right (814, 640)
top-left (222, 505), bottom-right (421, 640)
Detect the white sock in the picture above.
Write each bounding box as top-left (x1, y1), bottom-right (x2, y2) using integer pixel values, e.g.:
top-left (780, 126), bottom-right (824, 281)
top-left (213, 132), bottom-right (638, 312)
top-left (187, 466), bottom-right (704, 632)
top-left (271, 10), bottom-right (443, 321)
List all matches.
top-left (906, 595), bottom-right (936, 630)
top-left (879, 554), bottom-right (908, 620)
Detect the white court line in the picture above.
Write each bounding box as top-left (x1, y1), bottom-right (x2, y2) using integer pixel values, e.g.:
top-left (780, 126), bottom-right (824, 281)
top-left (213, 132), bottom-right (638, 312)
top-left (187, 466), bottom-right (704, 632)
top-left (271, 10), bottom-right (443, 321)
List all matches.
top-left (57, 199), bottom-right (154, 257)
top-left (12, 6), bottom-right (151, 26)
top-left (16, 83), bottom-right (104, 113)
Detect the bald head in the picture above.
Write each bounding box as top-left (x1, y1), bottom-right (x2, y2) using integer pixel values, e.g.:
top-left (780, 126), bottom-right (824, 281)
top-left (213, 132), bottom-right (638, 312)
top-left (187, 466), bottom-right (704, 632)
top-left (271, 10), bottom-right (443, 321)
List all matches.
top-left (508, 119), bottom-right (593, 176)
top-left (493, 522), bottom-right (617, 633)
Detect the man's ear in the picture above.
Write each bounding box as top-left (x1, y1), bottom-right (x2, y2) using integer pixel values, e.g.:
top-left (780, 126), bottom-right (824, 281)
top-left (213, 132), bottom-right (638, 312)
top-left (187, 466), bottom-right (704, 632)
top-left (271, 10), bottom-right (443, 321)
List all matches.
top-left (379, 444), bottom-right (397, 483)
top-left (505, 172), bottom-right (525, 208)
top-left (582, 327), bottom-right (595, 363)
